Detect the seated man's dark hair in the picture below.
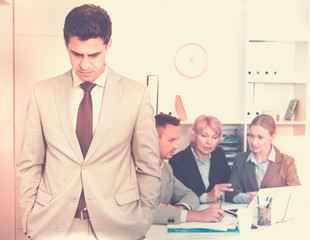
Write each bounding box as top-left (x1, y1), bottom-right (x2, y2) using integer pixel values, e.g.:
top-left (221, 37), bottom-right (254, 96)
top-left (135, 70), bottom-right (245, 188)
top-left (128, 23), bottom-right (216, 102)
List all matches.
top-left (155, 113), bottom-right (180, 127)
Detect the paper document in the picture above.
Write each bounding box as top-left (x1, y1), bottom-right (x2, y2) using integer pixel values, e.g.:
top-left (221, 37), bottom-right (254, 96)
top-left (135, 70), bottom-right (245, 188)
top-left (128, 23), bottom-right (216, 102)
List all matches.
top-left (167, 214), bottom-right (238, 232)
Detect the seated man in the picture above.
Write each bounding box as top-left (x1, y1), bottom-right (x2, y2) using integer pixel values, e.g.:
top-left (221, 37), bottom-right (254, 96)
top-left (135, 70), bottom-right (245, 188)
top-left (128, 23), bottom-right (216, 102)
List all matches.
top-left (153, 113), bottom-right (225, 224)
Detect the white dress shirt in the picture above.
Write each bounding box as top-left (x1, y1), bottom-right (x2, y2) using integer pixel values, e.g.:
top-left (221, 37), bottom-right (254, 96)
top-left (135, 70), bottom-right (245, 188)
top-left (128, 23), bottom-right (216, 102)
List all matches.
top-left (191, 147), bottom-right (211, 203)
top-left (233, 145), bottom-right (276, 204)
top-left (71, 68), bottom-right (108, 133)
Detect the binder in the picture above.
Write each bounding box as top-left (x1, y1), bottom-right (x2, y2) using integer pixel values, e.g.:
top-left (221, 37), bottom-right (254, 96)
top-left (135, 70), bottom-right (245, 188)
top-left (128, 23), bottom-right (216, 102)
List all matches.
top-left (167, 226), bottom-right (239, 233)
top-left (284, 99), bottom-right (298, 120)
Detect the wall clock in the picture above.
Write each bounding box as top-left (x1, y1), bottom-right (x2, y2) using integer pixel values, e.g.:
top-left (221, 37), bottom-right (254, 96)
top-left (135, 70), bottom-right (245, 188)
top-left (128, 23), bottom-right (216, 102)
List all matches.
top-left (174, 43), bottom-right (208, 78)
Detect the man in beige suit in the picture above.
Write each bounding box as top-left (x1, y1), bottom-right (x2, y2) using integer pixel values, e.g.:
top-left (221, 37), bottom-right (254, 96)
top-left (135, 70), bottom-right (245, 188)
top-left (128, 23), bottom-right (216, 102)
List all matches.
top-left (18, 4), bottom-right (160, 240)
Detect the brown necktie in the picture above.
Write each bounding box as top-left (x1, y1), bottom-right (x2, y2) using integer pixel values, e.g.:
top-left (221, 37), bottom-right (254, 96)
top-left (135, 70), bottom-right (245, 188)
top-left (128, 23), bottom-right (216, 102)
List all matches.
top-left (76, 81), bottom-right (96, 158)
top-left (76, 81), bottom-right (96, 214)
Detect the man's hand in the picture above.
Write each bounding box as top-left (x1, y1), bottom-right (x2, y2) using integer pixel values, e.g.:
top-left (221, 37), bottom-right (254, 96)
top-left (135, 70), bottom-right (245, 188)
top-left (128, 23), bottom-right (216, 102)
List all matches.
top-left (206, 183), bottom-right (233, 203)
top-left (186, 205), bottom-right (225, 222)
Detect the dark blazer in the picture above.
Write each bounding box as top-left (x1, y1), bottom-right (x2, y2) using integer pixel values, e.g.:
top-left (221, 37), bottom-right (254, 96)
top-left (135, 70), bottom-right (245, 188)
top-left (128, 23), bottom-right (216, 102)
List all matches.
top-left (169, 146), bottom-right (231, 198)
top-left (153, 161), bottom-right (199, 224)
top-left (225, 146), bottom-right (301, 202)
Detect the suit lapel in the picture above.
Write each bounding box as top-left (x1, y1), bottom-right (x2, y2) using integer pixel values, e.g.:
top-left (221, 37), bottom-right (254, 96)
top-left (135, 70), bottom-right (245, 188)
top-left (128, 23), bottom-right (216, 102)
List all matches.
top-left (86, 69), bottom-right (123, 161)
top-left (261, 148), bottom-right (282, 188)
top-left (185, 147), bottom-right (206, 193)
top-left (244, 159), bottom-right (259, 191)
top-left (55, 70), bottom-right (84, 162)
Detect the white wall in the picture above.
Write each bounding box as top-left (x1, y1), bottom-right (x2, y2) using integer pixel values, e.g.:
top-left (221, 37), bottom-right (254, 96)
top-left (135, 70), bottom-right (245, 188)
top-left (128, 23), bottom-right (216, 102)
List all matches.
top-left (0, 0), bottom-right (306, 239)
top-left (106, 0), bottom-right (247, 122)
top-left (0, 2), bottom-right (14, 240)
top-left (11, 0), bottom-right (310, 238)
top-left (14, 0), bottom-right (247, 125)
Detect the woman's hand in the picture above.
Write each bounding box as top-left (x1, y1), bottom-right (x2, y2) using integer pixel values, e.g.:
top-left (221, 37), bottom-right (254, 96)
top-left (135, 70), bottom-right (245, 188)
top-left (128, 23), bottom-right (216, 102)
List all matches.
top-left (246, 191), bottom-right (258, 204)
top-left (206, 183), bottom-right (233, 203)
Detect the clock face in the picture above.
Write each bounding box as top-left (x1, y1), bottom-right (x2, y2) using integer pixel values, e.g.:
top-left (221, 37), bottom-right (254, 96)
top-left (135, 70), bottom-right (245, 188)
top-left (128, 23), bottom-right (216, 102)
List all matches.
top-left (174, 43), bottom-right (208, 78)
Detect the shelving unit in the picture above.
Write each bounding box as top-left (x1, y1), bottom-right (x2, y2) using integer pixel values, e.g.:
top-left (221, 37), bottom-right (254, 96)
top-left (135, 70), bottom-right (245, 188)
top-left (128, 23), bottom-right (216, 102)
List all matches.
top-left (219, 124), bottom-right (244, 166)
top-left (178, 1), bottom-right (310, 155)
top-left (245, 40), bottom-right (309, 138)
top-left (242, 0), bottom-right (310, 151)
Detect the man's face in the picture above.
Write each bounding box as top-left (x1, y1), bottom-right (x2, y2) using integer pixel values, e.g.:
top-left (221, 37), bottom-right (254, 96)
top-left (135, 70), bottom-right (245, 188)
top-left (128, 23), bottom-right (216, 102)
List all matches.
top-left (158, 124), bottom-right (179, 161)
top-left (66, 36), bottom-right (112, 82)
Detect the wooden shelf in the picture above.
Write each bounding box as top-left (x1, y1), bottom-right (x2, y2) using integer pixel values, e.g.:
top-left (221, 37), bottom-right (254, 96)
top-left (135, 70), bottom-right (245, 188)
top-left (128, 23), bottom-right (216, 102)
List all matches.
top-left (247, 81), bottom-right (307, 84)
top-left (276, 121), bottom-right (306, 126)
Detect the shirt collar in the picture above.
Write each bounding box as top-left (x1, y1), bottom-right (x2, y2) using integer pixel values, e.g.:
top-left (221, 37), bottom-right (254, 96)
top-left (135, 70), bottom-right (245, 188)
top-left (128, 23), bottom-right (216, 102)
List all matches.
top-left (159, 159), bottom-right (169, 168)
top-left (191, 147), bottom-right (211, 164)
top-left (71, 66), bottom-right (108, 88)
top-left (246, 145), bottom-right (276, 163)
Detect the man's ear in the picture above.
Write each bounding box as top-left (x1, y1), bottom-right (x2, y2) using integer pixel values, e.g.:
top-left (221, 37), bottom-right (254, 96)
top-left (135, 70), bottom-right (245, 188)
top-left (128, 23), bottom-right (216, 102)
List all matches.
top-left (106, 38), bottom-right (112, 50)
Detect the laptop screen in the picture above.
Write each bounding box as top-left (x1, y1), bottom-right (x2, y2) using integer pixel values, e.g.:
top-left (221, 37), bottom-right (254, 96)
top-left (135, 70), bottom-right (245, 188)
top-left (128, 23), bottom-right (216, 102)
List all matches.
top-left (247, 185), bottom-right (304, 224)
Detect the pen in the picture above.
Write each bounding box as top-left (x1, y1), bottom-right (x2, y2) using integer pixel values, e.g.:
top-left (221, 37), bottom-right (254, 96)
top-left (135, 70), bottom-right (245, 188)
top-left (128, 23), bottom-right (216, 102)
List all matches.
top-left (266, 198), bottom-right (272, 209)
top-left (220, 192), bottom-right (223, 209)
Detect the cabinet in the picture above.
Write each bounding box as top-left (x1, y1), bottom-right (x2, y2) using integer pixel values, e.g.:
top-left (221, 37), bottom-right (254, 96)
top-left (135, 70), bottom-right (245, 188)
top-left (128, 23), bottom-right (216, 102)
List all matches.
top-left (245, 40), bottom-right (309, 137)
top-left (244, 0), bottom-right (310, 150)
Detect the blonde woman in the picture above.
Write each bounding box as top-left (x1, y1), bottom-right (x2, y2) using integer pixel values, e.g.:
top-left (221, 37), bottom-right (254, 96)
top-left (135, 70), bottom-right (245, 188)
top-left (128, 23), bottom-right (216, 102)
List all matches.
top-left (170, 114), bottom-right (232, 204)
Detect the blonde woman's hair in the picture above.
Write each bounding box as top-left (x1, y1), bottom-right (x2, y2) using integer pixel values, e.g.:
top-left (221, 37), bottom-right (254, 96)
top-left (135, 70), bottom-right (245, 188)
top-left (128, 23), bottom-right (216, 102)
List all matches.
top-left (189, 114), bottom-right (222, 147)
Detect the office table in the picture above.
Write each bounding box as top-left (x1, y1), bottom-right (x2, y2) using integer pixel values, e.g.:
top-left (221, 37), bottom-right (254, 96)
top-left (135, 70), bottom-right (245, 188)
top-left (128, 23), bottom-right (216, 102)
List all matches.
top-left (145, 201), bottom-right (310, 240)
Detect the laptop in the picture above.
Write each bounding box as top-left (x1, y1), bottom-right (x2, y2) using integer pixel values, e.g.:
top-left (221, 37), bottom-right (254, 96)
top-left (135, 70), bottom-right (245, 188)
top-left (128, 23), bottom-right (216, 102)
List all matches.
top-left (247, 185), bottom-right (304, 224)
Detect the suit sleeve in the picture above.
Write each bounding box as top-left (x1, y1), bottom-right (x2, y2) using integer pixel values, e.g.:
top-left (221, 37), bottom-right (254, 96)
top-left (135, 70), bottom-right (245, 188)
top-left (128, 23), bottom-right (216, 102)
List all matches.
top-left (131, 86), bottom-right (161, 224)
top-left (152, 165), bottom-right (199, 225)
top-left (17, 86), bottom-right (46, 234)
top-left (284, 156), bottom-right (301, 186)
top-left (152, 206), bottom-right (182, 225)
top-left (220, 149), bottom-right (232, 182)
top-left (171, 176), bottom-right (199, 211)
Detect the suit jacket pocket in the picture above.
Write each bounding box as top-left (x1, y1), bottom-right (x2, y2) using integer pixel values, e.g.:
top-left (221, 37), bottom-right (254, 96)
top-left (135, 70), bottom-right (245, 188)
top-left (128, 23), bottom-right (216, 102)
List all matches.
top-left (114, 185), bottom-right (139, 205)
top-left (35, 188), bottom-right (53, 206)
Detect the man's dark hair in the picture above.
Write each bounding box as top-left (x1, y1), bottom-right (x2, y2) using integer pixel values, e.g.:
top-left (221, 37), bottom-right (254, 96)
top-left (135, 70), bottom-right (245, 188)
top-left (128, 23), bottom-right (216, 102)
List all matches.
top-left (155, 113), bottom-right (180, 127)
top-left (63, 4), bottom-right (112, 45)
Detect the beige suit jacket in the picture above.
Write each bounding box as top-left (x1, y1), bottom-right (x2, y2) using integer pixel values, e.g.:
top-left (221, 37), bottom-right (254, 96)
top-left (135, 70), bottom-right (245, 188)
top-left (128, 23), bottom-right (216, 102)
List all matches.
top-left (18, 68), bottom-right (160, 240)
top-left (152, 161), bottom-right (199, 224)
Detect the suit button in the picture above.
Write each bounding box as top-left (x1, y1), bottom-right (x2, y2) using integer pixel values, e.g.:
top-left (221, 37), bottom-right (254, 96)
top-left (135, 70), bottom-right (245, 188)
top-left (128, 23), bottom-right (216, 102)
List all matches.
top-left (72, 196), bottom-right (78, 202)
top-left (82, 163), bottom-right (87, 169)
top-left (168, 218), bottom-right (174, 223)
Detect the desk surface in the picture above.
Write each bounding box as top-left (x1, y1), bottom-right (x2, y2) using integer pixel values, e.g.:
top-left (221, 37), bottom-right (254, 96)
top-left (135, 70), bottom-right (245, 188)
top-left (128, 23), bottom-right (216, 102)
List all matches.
top-left (145, 201), bottom-right (310, 240)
